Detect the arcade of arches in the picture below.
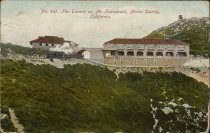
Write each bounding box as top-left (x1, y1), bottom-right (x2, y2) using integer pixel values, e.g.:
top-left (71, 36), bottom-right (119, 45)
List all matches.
top-left (104, 50), bottom-right (188, 58)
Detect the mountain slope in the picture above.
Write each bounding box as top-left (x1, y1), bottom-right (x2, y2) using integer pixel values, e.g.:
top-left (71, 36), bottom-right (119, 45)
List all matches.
top-left (0, 43), bottom-right (49, 56)
top-left (1, 59), bottom-right (208, 132)
top-left (144, 17), bottom-right (209, 55)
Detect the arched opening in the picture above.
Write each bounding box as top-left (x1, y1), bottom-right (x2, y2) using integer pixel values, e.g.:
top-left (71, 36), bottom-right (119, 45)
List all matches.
top-left (156, 52), bottom-right (163, 56)
top-left (77, 50), bottom-right (90, 59)
top-left (147, 52), bottom-right (154, 56)
top-left (177, 52), bottom-right (187, 57)
top-left (110, 51), bottom-right (115, 56)
top-left (117, 51), bottom-right (124, 56)
top-left (137, 51), bottom-right (144, 56)
top-left (127, 51), bottom-right (134, 56)
top-left (105, 53), bottom-right (111, 57)
top-left (105, 50), bottom-right (116, 57)
top-left (166, 52), bottom-right (174, 57)
top-left (82, 51), bottom-right (90, 59)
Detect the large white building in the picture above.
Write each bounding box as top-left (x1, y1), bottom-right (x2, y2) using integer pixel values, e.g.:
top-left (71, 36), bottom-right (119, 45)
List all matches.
top-left (30, 36), bottom-right (78, 50)
top-left (102, 38), bottom-right (190, 66)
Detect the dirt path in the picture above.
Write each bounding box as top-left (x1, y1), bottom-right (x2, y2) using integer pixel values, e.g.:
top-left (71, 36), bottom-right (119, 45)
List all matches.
top-left (9, 108), bottom-right (25, 133)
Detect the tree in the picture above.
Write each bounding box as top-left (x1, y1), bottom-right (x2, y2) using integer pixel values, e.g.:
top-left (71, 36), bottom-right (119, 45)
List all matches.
top-left (178, 15), bottom-right (183, 20)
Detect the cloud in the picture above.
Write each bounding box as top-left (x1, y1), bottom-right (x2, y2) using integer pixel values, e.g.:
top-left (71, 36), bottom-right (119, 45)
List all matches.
top-left (1, 1), bottom-right (208, 48)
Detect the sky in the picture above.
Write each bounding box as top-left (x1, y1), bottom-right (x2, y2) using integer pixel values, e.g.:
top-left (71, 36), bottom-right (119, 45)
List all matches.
top-left (1, 1), bottom-right (209, 48)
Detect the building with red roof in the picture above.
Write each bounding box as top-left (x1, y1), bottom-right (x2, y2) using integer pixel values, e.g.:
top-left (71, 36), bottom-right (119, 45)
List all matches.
top-left (102, 38), bottom-right (190, 66)
top-left (30, 36), bottom-right (79, 49)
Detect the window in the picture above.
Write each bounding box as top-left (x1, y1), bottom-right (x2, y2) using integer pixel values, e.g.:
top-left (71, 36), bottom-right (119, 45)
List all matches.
top-left (178, 46), bottom-right (185, 50)
top-left (137, 51), bottom-right (144, 56)
top-left (106, 53), bottom-right (111, 57)
top-left (39, 43), bottom-right (42, 46)
top-left (157, 45), bottom-right (164, 49)
top-left (147, 45), bottom-right (154, 49)
top-left (126, 46), bottom-right (133, 49)
top-left (117, 51), bottom-right (124, 56)
top-left (110, 51), bottom-right (115, 56)
top-left (177, 52), bottom-right (187, 57)
top-left (166, 52), bottom-right (174, 57)
top-left (167, 45), bottom-right (174, 49)
top-left (147, 52), bottom-right (154, 56)
top-left (127, 51), bottom-right (134, 56)
top-left (138, 45), bottom-right (144, 49)
top-left (156, 52), bottom-right (163, 56)
top-left (46, 43), bottom-right (48, 46)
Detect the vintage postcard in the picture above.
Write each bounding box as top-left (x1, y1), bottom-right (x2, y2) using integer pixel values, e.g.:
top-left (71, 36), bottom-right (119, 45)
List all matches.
top-left (0, 0), bottom-right (209, 132)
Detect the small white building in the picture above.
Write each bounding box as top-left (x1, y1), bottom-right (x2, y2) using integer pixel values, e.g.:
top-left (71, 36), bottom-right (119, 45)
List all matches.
top-left (30, 36), bottom-right (78, 50)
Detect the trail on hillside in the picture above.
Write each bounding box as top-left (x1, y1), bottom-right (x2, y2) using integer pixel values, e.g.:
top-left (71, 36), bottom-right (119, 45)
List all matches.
top-left (9, 108), bottom-right (25, 133)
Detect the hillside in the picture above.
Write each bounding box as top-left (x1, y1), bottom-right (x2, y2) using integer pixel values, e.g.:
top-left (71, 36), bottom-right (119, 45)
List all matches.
top-left (144, 17), bottom-right (209, 56)
top-left (1, 59), bottom-right (208, 132)
top-left (0, 43), bottom-right (48, 57)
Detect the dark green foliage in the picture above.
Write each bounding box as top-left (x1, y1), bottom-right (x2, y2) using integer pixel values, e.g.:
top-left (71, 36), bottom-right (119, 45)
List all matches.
top-left (1, 59), bottom-right (208, 132)
top-left (170, 28), bottom-right (208, 55)
top-left (1, 109), bottom-right (16, 131)
top-left (0, 43), bottom-right (49, 56)
top-left (144, 17), bottom-right (208, 56)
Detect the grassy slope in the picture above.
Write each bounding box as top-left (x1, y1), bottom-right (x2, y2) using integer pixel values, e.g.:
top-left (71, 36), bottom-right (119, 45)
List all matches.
top-left (1, 59), bottom-right (208, 132)
top-left (171, 29), bottom-right (208, 55)
top-left (144, 19), bottom-right (208, 56)
top-left (0, 43), bottom-right (48, 56)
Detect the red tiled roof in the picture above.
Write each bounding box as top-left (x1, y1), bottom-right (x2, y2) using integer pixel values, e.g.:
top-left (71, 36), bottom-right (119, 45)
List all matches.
top-left (30, 36), bottom-right (69, 44)
top-left (104, 38), bottom-right (189, 45)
